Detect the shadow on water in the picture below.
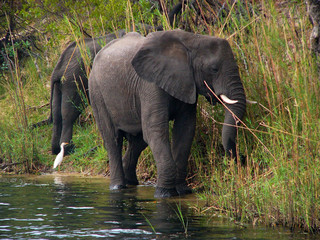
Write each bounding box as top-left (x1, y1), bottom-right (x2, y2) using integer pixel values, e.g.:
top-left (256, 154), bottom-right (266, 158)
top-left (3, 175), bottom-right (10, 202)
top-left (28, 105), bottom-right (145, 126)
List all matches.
top-left (0, 174), bottom-right (317, 239)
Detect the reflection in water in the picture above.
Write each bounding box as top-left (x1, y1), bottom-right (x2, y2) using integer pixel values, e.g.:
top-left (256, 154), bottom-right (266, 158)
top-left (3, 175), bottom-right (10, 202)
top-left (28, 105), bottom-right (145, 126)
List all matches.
top-left (53, 176), bottom-right (64, 186)
top-left (0, 174), bottom-right (316, 239)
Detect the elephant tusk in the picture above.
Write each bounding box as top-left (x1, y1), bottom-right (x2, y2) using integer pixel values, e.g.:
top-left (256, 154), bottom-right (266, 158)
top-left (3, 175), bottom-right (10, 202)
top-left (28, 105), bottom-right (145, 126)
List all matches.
top-left (246, 99), bottom-right (257, 104)
top-left (220, 94), bottom-right (238, 104)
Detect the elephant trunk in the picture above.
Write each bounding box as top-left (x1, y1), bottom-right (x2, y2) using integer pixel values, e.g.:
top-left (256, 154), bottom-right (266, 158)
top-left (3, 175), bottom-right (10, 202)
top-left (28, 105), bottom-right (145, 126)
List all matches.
top-left (221, 81), bottom-right (246, 159)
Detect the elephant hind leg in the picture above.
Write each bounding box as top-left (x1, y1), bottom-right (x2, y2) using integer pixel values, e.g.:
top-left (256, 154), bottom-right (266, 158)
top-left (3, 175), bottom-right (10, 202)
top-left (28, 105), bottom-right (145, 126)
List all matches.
top-left (107, 132), bottom-right (126, 190)
top-left (123, 133), bottom-right (148, 185)
top-left (91, 94), bottom-right (126, 189)
top-left (51, 82), bottom-right (62, 155)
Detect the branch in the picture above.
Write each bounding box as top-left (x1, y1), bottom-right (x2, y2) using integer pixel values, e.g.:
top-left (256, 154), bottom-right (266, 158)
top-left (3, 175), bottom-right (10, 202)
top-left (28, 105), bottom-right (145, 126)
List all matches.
top-left (204, 80), bottom-right (276, 162)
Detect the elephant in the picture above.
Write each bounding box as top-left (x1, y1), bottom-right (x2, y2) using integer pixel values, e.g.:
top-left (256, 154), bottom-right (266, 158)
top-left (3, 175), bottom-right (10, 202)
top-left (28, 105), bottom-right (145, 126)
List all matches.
top-left (33, 3), bottom-right (185, 157)
top-left (47, 30), bottom-right (126, 155)
top-left (89, 29), bottom-right (246, 198)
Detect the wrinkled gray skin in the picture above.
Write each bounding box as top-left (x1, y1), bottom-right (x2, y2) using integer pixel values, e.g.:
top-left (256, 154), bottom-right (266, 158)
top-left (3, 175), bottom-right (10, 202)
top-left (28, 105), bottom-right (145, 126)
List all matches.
top-left (89, 30), bottom-right (246, 198)
top-left (50, 30), bottom-right (126, 155)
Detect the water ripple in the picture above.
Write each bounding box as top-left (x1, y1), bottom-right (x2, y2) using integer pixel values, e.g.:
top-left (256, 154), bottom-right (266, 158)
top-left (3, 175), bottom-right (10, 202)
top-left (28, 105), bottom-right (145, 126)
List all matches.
top-left (0, 218), bottom-right (44, 222)
top-left (66, 206), bottom-right (95, 210)
top-left (0, 202), bottom-right (10, 206)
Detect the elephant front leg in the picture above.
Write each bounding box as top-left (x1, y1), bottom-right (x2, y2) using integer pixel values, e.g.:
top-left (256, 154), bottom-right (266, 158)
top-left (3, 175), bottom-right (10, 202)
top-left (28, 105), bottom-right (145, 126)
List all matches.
top-left (142, 117), bottom-right (178, 198)
top-left (123, 133), bottom-right (148, 185)
top-left (171, 104), bottom-right (197, 196)
top-left (151, 140), bottom-right (179, 198)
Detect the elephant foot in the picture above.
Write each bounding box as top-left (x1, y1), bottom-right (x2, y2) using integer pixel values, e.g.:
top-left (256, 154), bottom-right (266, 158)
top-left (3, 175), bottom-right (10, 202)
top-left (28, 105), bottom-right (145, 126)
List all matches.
top-left (154, 187), bottom-right (178, 198)
top-left (176, 183), bottom-right (192, 196)
top-left (110, 184), bottom-right (127, 190)
top-left (125, 178), bottom-right (139, 186)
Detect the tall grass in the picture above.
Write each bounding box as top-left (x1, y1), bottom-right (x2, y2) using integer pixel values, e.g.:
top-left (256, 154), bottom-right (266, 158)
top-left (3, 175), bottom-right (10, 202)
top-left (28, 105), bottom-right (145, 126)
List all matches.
top-left (187, 0), bottom-right (320, 233)
top-left (0, 14), bottom-right (41, 172)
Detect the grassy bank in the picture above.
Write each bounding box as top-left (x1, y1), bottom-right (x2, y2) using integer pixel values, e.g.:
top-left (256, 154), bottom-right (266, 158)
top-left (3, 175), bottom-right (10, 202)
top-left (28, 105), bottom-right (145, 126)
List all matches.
top-left (0, 0), bottom-right (319, 233)
top-left (189, 1), bottom-right (320, 232)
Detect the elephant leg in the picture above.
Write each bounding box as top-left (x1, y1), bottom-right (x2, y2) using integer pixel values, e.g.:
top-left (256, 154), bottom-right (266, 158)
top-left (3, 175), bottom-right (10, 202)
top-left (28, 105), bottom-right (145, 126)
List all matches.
top-left (91, 96), bottom-right (126, 189)
top-left (149, 135), bottom-right (178, 198)
top-left (141, 110), bottom-right (178, 198)
top-left (106, 132), bottom-right (126, 190)
top-left (51, 83), bottom-right (62, 155)
top-left (60, 95), bottom-right (81, 155)
top-left (123, 133), bottom-right (148, 185)
top-left (171, 104), bottom-right (197, 196)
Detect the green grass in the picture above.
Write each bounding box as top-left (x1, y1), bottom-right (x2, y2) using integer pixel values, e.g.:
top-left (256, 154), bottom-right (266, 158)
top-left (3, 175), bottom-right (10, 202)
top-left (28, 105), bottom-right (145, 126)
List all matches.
top-left (174, 201), bottom-right (189, 236)
top-left (186, 0), bottom-right (320, 233)
top-left (0, 0), bottom-right (319, 233)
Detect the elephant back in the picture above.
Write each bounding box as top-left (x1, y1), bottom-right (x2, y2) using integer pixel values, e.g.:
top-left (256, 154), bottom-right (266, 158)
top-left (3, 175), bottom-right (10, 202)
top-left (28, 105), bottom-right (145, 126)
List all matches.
top-left (92, 32), bottom-right (144, 74)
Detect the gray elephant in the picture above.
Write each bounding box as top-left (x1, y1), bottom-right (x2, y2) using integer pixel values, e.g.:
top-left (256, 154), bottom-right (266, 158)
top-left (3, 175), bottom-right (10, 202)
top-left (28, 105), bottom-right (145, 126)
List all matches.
top-left (34, 4), bottom-right (184, 156)
top-left (37, 28), bottom-right (155, 156)
top-left (48, 30), bottom-right (126, 155)
top-left (89, 30), bottom-right (246, 198)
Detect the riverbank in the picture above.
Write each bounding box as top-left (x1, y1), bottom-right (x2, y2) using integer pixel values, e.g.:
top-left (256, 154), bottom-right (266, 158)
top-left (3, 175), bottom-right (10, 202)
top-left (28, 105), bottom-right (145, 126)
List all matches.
top-left (1, 0), bottom-right (319, 233)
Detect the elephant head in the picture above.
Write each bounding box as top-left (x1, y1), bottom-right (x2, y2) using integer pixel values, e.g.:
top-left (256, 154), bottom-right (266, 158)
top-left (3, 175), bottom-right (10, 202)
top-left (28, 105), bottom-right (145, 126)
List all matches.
top-left (132, 30), bottom-right (246, 159)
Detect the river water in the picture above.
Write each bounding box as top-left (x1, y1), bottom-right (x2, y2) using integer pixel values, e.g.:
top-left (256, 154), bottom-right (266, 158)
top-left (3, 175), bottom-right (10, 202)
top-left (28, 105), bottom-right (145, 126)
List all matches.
top-left (0, 174), bottom-right (316, 239)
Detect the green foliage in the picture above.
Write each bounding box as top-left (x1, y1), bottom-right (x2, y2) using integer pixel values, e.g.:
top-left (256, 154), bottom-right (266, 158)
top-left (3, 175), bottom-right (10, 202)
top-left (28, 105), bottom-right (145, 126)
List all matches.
top-left (16, 0), bottom-right (166, 47)
top-left (0, 40), bottom-right (31, 73)
top-left (132, 0), bottom-right (159, 29)
top-left (18, 0), bottom-right (128, 45)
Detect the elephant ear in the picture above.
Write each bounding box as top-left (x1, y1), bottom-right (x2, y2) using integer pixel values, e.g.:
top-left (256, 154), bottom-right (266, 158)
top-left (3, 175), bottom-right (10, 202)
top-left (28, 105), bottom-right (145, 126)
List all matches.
top-left (132, 31), bottom-right (196, 104)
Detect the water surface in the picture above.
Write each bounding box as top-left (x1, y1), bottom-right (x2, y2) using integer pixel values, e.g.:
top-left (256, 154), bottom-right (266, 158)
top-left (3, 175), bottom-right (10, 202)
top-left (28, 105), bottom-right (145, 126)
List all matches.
top-left (0, 174), bottom-right (315, 239)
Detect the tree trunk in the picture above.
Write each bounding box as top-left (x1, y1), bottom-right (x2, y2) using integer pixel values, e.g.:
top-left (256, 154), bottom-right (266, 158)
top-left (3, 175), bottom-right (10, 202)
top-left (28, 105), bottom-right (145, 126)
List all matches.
top-left (306, 0), bottom-right (320, 57)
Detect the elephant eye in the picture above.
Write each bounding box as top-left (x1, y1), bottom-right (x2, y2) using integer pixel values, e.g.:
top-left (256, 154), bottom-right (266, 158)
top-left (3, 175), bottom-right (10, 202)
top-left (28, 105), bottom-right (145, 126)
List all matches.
top-left (209, 67), bottom-right (218, 74)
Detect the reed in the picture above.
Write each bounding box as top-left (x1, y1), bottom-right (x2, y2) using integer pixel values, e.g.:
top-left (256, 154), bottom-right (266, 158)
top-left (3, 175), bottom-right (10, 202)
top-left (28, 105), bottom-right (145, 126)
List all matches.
top-left (186, 0), bottom-right (320, 233)
top-left (174, 201), bottom-right (189, 236)
top-left (0, 14), bottom-right (40, 172)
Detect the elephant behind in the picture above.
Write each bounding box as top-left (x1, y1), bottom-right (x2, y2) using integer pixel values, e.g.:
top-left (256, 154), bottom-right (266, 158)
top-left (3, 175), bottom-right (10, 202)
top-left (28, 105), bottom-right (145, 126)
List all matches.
top-left (47, 30), bottom-right (126, 155)
top-left (37, 28), bottom-right (157, 156)
top-left (89, 30), bottom-right (246, 198)
top-left (33, 3), bottom-right (185, 156)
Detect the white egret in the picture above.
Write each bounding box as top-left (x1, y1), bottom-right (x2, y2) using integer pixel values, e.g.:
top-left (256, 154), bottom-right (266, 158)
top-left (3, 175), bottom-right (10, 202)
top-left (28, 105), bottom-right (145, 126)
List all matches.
top-left (53, 142), bottom-right (68, 169)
